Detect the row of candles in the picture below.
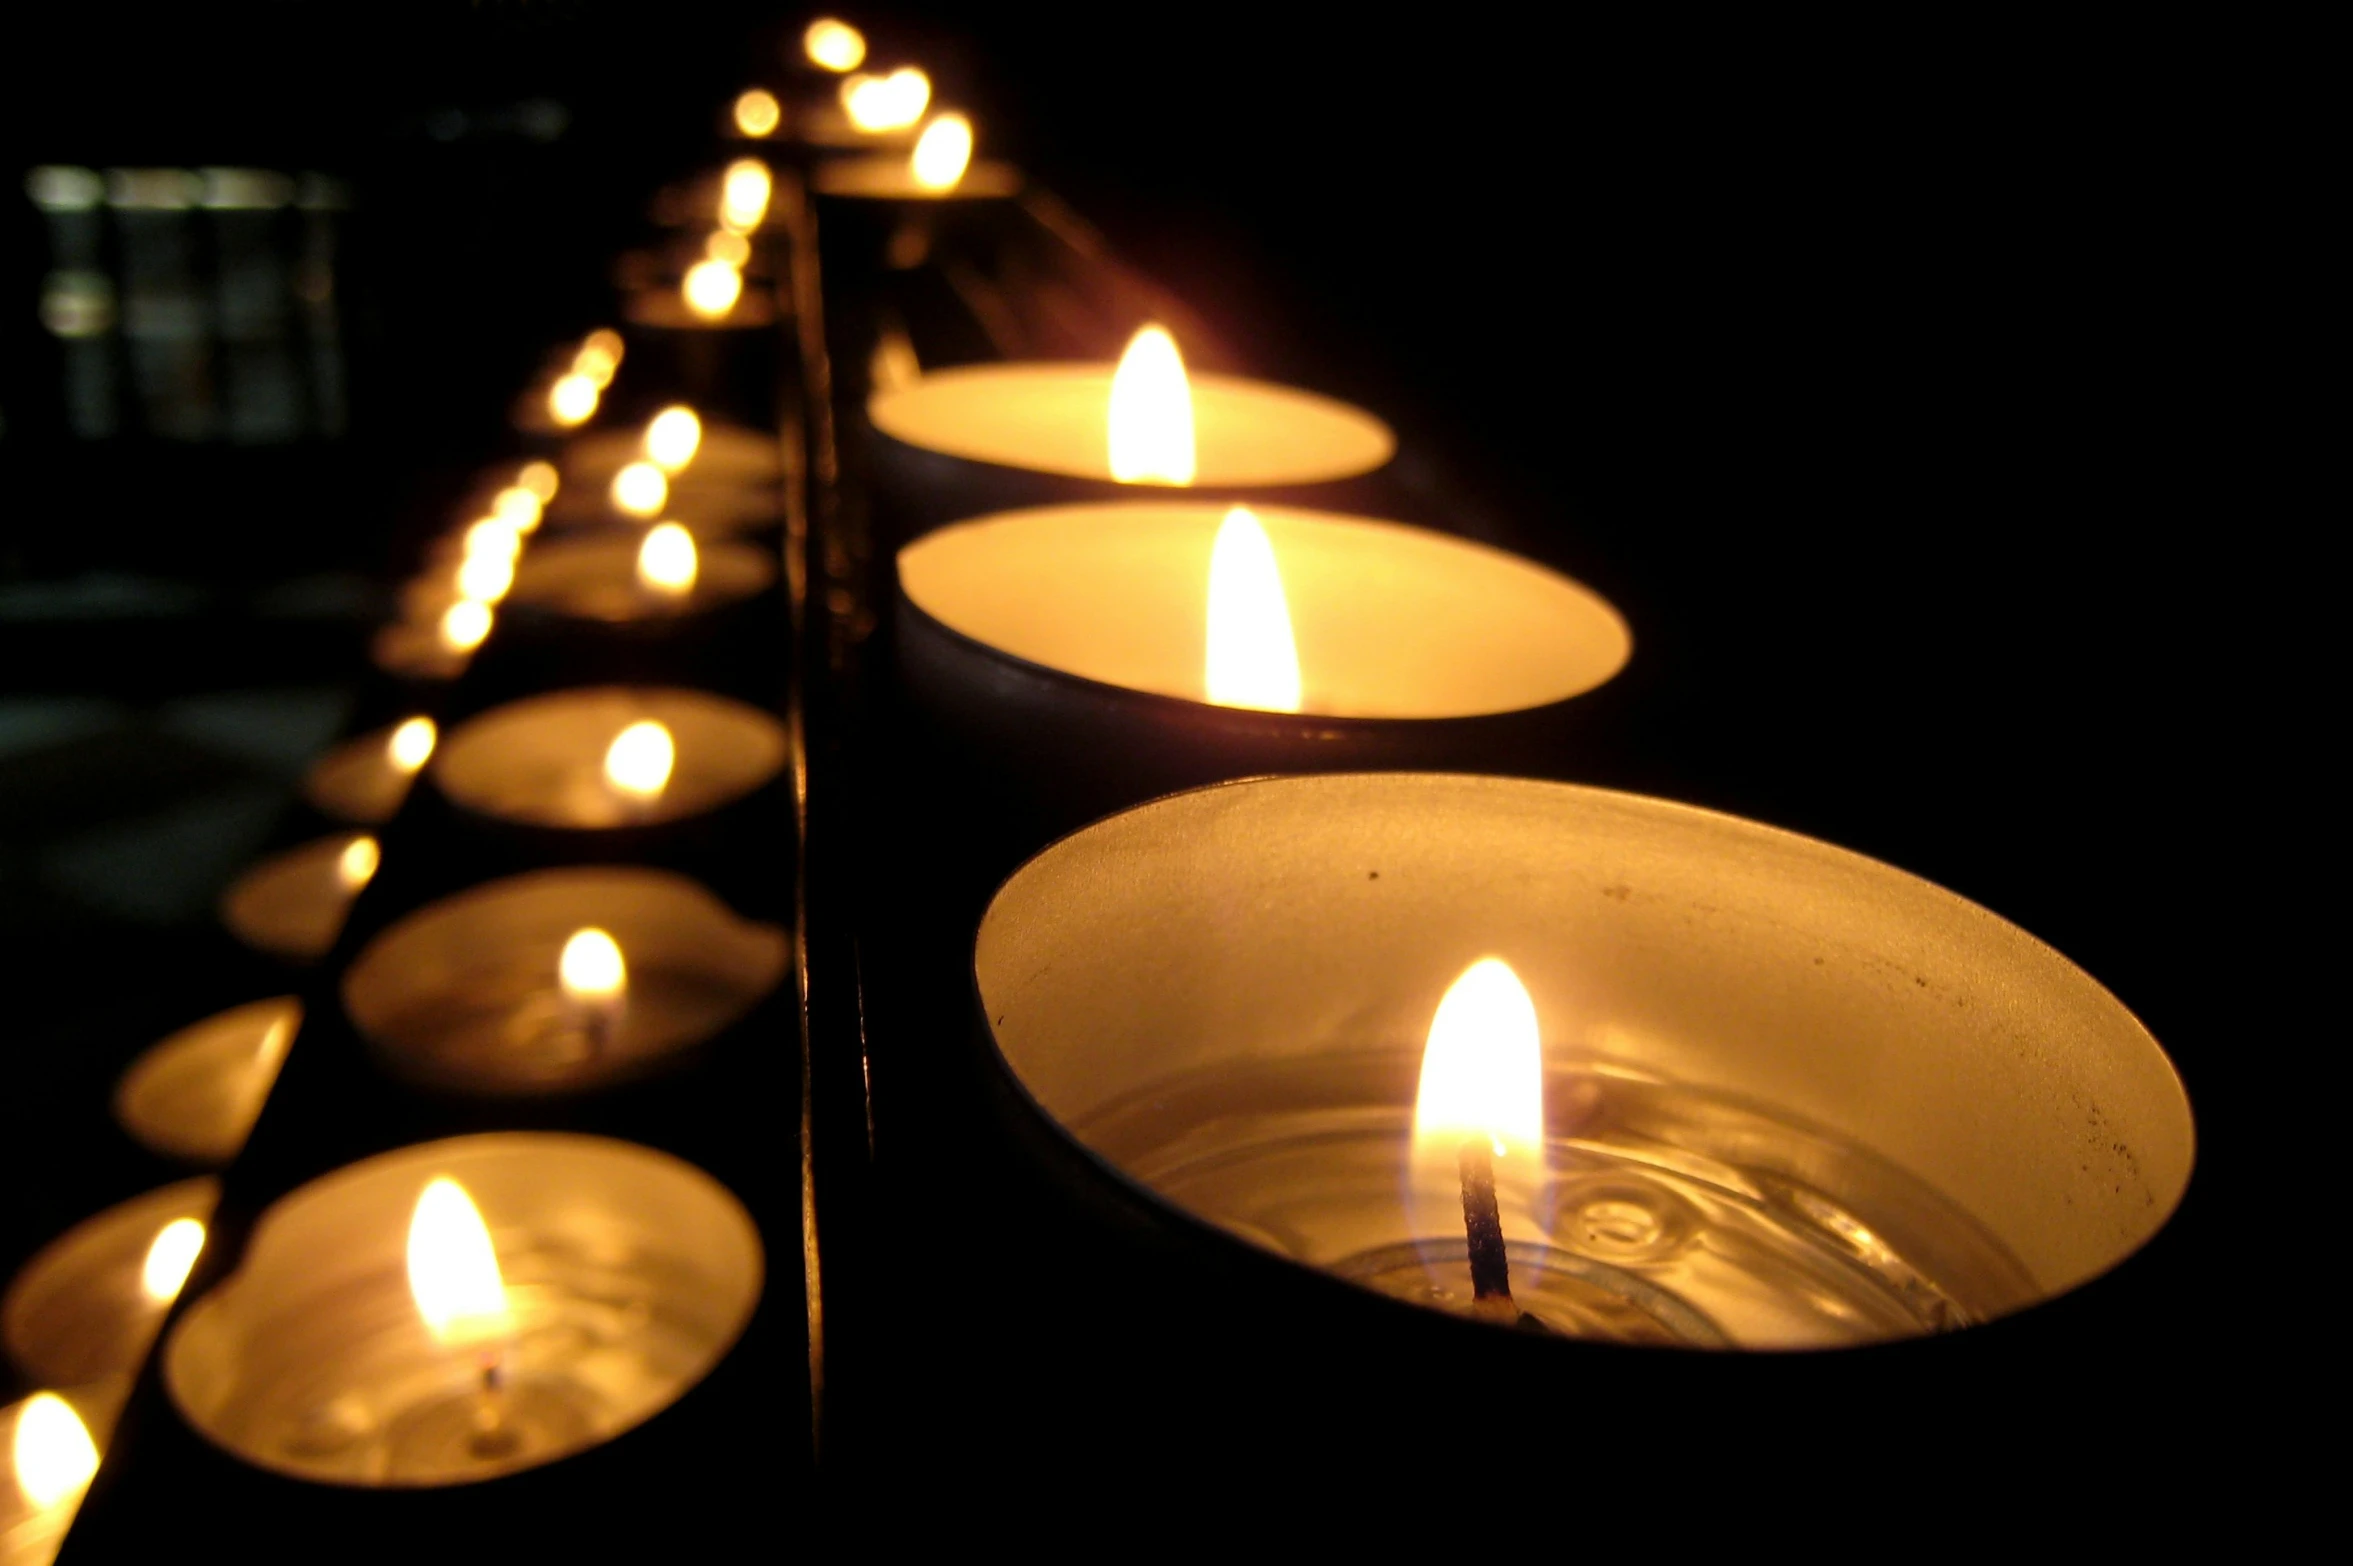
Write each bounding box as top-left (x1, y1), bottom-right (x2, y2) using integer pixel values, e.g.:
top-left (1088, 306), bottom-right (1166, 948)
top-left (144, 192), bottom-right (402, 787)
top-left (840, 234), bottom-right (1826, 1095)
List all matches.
top-left (8, 13), bottom-right (2198, 1544)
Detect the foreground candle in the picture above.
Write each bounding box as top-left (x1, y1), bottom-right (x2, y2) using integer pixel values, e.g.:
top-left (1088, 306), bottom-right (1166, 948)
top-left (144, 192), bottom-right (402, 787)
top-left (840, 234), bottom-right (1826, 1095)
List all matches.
top-left (2, 1180), bottom-right (218, 1390)
top-left (342, 867), bottom-right (787, 1093)
top-left (164, 1134), bottom-right (762, 1485)
top-left (974, 773), bottom-right (2193, 1347)
top-left (113, 998), bottom-right (300, 1166)
top-left (432, 687), bottom-right (787, 830)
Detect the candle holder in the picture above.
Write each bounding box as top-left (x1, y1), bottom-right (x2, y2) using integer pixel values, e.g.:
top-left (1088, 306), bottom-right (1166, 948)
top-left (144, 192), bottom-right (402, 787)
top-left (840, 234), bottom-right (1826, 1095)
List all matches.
top-left (219, 832), bottom-right (378, 962)
top-left (1, 1388), bottom-right (113, 1566)
top-left (507, 535), bottom-right (776, 624)
top-left (162, 1134), bottom-right (762, 1487)
top-left (3, 1180), bottom-right (219, 1391)
top-left (341, 867), bottom-right (787, 1095)
top-left (973, 773), bottom-right (2192, 1349)
top-left (431, 687), bottom-right (786, 831)
top-left (112, 998), bottom-right (300, 1167)
top-left (302, 720), bottom-right (435, 824)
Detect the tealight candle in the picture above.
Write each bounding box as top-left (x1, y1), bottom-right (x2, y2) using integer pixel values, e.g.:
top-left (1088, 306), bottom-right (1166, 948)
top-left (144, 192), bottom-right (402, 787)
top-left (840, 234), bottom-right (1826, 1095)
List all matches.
top-left (561, 407), bottom-right (780, 490)
top-left (811, 110), bottom-right (1023, 202)
top-left (431, 687), bottom-right (786, 831)
top-left (2, 1180), bottom-right (219, 1390)
top-left (112, 997), bottom-right (301, 1165)
top-left (1, 1392), bottom-right (102, 1566)
top-left (974, 773), bottom-right (2194, 1348)
top-left (342, 869), bottom-right (786, 1094)
top-left (505, 526), bottom-right (774, 624)
top-left (302, 717), bottom-right (436, 824)
top-left (369, 599), bottom-right (490, 682)
top-left (219, 832), bottom-right (378, 962)
top-left (609, 460), bottom-right (669, 519)
top-left (163, 1134), bottom-right (762, 1485)
top-left (730, 87), bottom-right (782, 139)
top-left (802, 18), bottom-right (866, 75)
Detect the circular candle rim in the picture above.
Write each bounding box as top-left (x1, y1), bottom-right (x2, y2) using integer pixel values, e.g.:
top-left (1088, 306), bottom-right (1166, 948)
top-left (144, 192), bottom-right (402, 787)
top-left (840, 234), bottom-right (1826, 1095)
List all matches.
top-left (3, 1177), bottom-right (222, 1388)
top-left (810, 155), bottom-right (1025, 200)
top-left (112, 997), bottom-right (301, 1166)
top-left (972, 771), bottom-right (2196, 1348)
top-left (868, 362), bottom-right (1397, 486)
top-left (162, 1131), bottom-right (764, 1489)
top-left (219, 832), bottom-right (371, 961)
top-left (898, 501), bottom-right (1632, 722)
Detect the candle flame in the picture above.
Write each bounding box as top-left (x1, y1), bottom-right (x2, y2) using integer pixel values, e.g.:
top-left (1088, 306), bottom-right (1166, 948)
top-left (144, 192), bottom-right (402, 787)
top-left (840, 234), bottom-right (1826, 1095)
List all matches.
top-left (804, 19), bottom-right (866, 72)
top-left (637, 523), bottom-right (699, 595)
top-left (455, 550), bottom-right (515, 605)
top-left (572, 329), bottom-right (624, 387)
top-left (1203, 507), bottom-right (1302, 712)
top-left (387, 716), bottom-right (437, 773)
top-left (910, 113), bottom-right (974, 190)
top-left (603, 719), bottom-right (675, 800)
top-left (682, 259), bottom-right (745, 320)
top-left (439, 598), bottom-right (492, 653)
top-left (406, 1179), bottom-right (511, 1347)
top-left (10, 1393), bottom-right (98, 1511)
top-left (463, 517), bottom-right (523, 563)
top-left (732, 87), bottom-right (781, 137)
top-left (547, 372), bottom-right (599, 428)
top-left (517, 460), bottom-right (561, 503)
top-left (719, 158), bottom-right (772, 232)
top-left (611, 460), bottom-right (669, 518)
top-left (140, 1217), bottom-right (206, 1303)
top-left (559, 927), bottom-right (627, 1002)
top-left (337, 835), bottom-right (380, 889)
top-left (1412, 959), bottom-right (1545, 1162)
top-left (1107, 325), bottom-right (1195, 485)
top-left (842, 67), bottom-right (929, 132)
top-left (644, 406), bottom-right (703, 473)
top-left (704, 229), bottom-right (752, 267)
top-left (491, 486), bottom-right (543, 532)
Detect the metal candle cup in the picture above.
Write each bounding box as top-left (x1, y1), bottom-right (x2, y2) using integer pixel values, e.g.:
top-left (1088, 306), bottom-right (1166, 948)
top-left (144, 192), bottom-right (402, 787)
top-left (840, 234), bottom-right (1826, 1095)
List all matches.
top-left (3, 1181), bottom-right (219, 1391)
top-left (162, 1134), bottom-right (762, 1487)
top-left (974, 773), bottom-right (2193, 1349)
top-left (219, 833), bottom-right (378, 962)
top-left (112, 998), bottom-right (300, 1166)
top-left (506, 534), bottom-right (775, 624)
top-left (303, 719), bottom-right (436, 825)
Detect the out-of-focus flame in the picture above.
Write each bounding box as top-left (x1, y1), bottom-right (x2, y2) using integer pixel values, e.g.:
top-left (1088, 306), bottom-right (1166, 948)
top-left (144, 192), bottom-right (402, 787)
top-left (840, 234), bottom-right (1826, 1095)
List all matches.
top-left (406, 1179), bottom-right (511, 1348)
top-left (548, 373), bottom-right (599, 428)
top-left (11, 1393), bottom-right (98, 1510)
top-left (603, 720), bottom-right (675, 801)
top-left (439, 599), bottom-right (492, 653)
top-left (337, 835), bottom-right (380, 890)
top-left (804, 18), bottom-right (866, 72)
top-left (559, 927), bottom-right (627, 1002)
top-left (910, 113), bottom-right (974, 190)
top-left (140, 1218), bottom-right (205, 1303)
top-left (388, 717), bottom-right (437, 773)
top-left (455, 551), bottom-right (514, 605)
top-left (1107, 325), bottom-right (1196, 485)
top-left (491, 486), bottom-right (543, 532)
top-left (610, 460), bottom-right (669, 518)
top-left (842, 67), bottom-right (930, 132)
top-left (733, 88), bottom-right (782, 137)
top-left (1412, 959), bottom-right (1545, 1162)
top-left (517, 460), bottom-right (560, 503)
top-left (637, 523), bottom-right (699, 595)
top-left (572, 329), bottom-right (624, 387)
top-left (464, 518), bottom-right (523, 563)
top-left (682, 259), bottom-right (745, 320)
top-left (1203, 507), bottom-right (1302, 712)
top-left (719, 158), bottom-right (772, 232)
top-left (645, 406), bottom-right (703, 473)
top-left (704, 229), bottom-right (752, 267)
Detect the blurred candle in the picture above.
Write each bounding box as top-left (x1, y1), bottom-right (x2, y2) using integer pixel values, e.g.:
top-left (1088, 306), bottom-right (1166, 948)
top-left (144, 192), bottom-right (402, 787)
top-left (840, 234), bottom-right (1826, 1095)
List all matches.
top-left (558, 929), bottom-right (628, 1052)
top-left (644, 406), bottom-right (703, 473)
top-left (719, 159), bottom-right (771, 233)
top-left (732, 88), bottom-right (781, 138)
top-left (636, 523), bottom-right (698, 597)
top-left (114, 999), bottom-right (300, 1166)
top-left (2, 1392), bottom-right (99, 1566)
top-left (681, 259), bottom-right (745, 321)
top-left (609, 461), bottom-right (669, 518)
top-left (603, 721), bottom-right (676, 808)
top-left (546, 373), bottom-right (598, 429)
top-left (803, 18), bottom-right (866, 72)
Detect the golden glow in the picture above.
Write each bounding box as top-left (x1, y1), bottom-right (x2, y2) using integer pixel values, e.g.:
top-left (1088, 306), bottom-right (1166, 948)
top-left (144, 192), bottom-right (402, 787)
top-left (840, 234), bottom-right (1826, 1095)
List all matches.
top-left (704, 228), bottom-right (751, 267)
top-left (517, 460), bottom-right (560, 502)
top-left (1203, 507), bottom-right (1302, 712)
top-left (463, 517), bottom-right (523, 562)
top-left (140, 1218), bottom-right (206, 1303)
top-left (719, 158), bottom-right (772, 232)
top-left (455, 550), bottom-right (515, 605)
top-left (733, 88), bottom-right (782, 137)
top-left (387, 716), bottom-right (437, 773)
top-left (559, 927), bottom-right (628, 1002)
top-left (548, 372), bottom-right (599, 428)
top-left (637, 523), bottom-right (699, 595)
top-left (1107, 324), bottom-right (1196, 485)
top-left (439, 598), bottom-right (492, 652)
top-left (1412, 959), bottom-right (1545, 1161)
top-left (337, 835), bottom-right (381, 889)
top-left (610, 460), bottom-right (670, 518)
top-left (405, 1179), bottom-right (511, 1347)
top-left (491, 485), bottom-right (543, 532)
top-left (910, 113), bottom-right (974, 190)
top-left (842, 67), bottom-right (930, 132)
top-left (603, 720), bottom-right (676, 800)
top-left (682, 259), bottom-right (745, 320)
top-left (804, 18), bottom-right (866, 72)
top-left (573, 329), bottom-right (624, 387)
top-left (645, 406), bottom-right (703, 473)
top-left (11, 1393), bottom-right (98, 1511)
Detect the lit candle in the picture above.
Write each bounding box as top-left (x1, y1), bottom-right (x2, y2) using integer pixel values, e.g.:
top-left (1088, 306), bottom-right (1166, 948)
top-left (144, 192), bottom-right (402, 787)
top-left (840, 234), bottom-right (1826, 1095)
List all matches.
top-left (431, 688), bottom-right (787, 830)
top-left (1, 1180), bottom-right (219, 1390)
top-left (603, 719), bottom-right (676, 812)
top-left (505, 526), bottom-right (774, 623)
top-left (842, 67), bottom-right (930, 134)
top-left (164, 1135), bottom-right (763, 1485)
top-left (802, 18), bottom-right (866, 73)
top-left (974, 773), bottom-right (2196, 1348)
top-left (342, 870), bottom-right (787, 1093)
top-left (220, 832), bottom-right (379, 961)
top-left (609, 459), bottom-right (669, 519)
top-left (731, 87), bottom-right (782, 138)
top-left (556, 406), bottom-right (779, 495)
top-left (1, 1392), bottom-right (100, 1566)
top-left (811, 108), bottom-right (1023, 202)
top-left (864, 322), bottom-right (1394, 542)
top-left (644, 404), bottom-right (702, 472)
top-left (302, 717), bottom-right (436, 823)
top-left (114, 999), bottom-right (300, 1166)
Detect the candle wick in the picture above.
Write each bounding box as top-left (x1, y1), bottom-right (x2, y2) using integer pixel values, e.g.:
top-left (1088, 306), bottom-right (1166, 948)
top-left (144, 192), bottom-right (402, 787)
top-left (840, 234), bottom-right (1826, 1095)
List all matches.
top-left (1458, 1139), bottom-right (1552, 1333)
top-left (468, 1347), bottom-right (523, 1459)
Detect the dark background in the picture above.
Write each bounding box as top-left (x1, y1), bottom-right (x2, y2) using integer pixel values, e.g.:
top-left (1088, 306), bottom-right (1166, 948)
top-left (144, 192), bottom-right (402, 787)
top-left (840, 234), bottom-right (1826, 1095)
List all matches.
top-left (2, 0), bottom-right (2247, 1470)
